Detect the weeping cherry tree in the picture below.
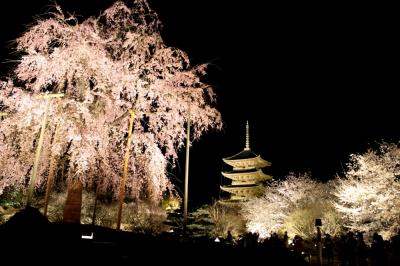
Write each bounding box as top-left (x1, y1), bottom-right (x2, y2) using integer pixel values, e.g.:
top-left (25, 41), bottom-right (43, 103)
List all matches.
top-left (0, 0), bottom-right (222, 221)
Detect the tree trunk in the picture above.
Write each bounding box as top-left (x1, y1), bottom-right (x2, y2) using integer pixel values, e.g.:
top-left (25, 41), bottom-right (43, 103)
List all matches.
top-left (63, 180), bottom-right (82, 223)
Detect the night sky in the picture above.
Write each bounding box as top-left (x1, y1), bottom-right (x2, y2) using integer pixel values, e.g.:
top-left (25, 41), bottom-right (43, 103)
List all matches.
top-left (0, 1), bottom-right (398, 208)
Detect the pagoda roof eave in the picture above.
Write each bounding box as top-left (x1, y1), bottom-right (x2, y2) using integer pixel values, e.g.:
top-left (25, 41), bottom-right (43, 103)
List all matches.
top-left (220, 184), bottom-right (264, 193)
top-left (221, 169), bottom-right (272, 181)
top-left (224, 149), bottom-right (258, 160)
top-left (218, 199), bottom-right (242, 205)
top-left (223, 155), bottom-right (271, 168)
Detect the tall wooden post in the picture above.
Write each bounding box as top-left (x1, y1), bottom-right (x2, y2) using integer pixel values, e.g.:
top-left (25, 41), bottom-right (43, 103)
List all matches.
top-left (26, 93), bottom-right (63, 206)
top-left (43, 124), bottom-right (60, 216)
top-left (183, 103), bottom-right (191, 231)
top-left (116, 109), bottom-right (135, 230)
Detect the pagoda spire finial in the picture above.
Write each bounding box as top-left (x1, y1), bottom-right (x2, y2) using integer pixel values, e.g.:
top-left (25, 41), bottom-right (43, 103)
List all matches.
top-left (244, 120), bottom-right (250, 150)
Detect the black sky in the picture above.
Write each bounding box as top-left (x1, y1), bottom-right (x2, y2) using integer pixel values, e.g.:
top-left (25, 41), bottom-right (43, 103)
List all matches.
top-left (0, 1), bottom-right (399, 208)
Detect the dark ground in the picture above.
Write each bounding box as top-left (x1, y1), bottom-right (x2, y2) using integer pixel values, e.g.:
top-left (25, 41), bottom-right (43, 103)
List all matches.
top-left (0, 207), bottom-right (307, 265)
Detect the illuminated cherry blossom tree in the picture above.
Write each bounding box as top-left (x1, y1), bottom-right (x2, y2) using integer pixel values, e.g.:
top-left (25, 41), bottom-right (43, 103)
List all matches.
top-left (334, 142), bottom-right (400, 239)
top-left (241, 173), bottom-right (341, 239)
top-left (0, 0), bottom-right (221, 205)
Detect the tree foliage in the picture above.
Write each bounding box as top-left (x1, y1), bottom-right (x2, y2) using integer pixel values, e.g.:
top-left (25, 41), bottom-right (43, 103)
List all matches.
top-left (334, 142), bottom-right (400, 239)
top-left (0, 0), bottom-right (222, 203)
top-left (207, 202), bottom-right (246, 239)
top-left (241, 173), bottom-right (341, 239)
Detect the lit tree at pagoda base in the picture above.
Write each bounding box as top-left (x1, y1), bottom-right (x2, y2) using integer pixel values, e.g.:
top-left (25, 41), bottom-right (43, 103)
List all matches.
top-left (0, 0), bottom-right (222, 220)
top-left (334, 142), bottom-right (400, 239)
top-left (241, 173), bottom-right (341, 239)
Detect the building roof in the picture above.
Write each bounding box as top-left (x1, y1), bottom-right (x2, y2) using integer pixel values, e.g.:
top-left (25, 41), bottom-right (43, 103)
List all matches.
top-left (223, 154), bottom-right (271, 169)
top-left (221, 169), bottom-right (272, 182)
top-left (222, 121), bottom-right (271, 168)
top-left (220, 184), bottom-right (264, 194)
top-left (224, 149), bottom-right (258, 160)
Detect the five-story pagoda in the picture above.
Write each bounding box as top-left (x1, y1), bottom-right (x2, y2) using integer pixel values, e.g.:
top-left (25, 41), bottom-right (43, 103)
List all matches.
top-left (220, 121), bottom-right (272, 202)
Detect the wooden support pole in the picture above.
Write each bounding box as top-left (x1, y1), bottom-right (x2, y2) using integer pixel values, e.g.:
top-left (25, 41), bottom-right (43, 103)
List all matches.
top-left (116, 109), bottom-right (135, 230)
top-left (26, 93), bottom-right (63, 206)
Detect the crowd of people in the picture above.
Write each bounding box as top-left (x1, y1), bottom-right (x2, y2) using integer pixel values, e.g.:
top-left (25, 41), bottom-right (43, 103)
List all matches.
top-left (227, 230), bottom-right (400, 265)
top-left (321, 231), bottom-right (400, 265)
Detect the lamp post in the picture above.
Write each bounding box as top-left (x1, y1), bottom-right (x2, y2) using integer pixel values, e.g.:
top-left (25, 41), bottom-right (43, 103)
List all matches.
top-left (116, 109), bottom-right (135, 230)
top-left (26, 93), bottom-right (64, 206)
top-left (183, 102), bottom-right (191, 233)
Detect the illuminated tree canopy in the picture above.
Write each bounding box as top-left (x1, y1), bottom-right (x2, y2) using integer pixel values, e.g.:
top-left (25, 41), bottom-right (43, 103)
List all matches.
top-left (241, 173), bottom-right (341, 239)
top-left (0, 0), bottom-right (222, 203)
top-left (334, 142), bottom-right (400, 239)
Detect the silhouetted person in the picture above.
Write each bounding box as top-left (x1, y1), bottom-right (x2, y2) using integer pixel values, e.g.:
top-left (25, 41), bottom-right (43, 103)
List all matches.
top-left (371, 232), bottom-right (385, 266)
top-left (356, 232), bottom-right (367, 266)
top-left (293, 235), bottom-right (304, 256)
top-left (336, 234), bottom-right (347, 266)
top-left (226, 230), bottom-right (233, 244)
top-left (243, 232), bottom-right (256, 248)
top-left (389, 231), bottom-right (400, 265)
top-left (283, 231), bottom-right (289, 249)
top-left (324, 233), bottom-right (334, 265)
top-left (270, 232), bottom-right (281, 246)
top-left (346, 232), bottom-right (357, 266)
